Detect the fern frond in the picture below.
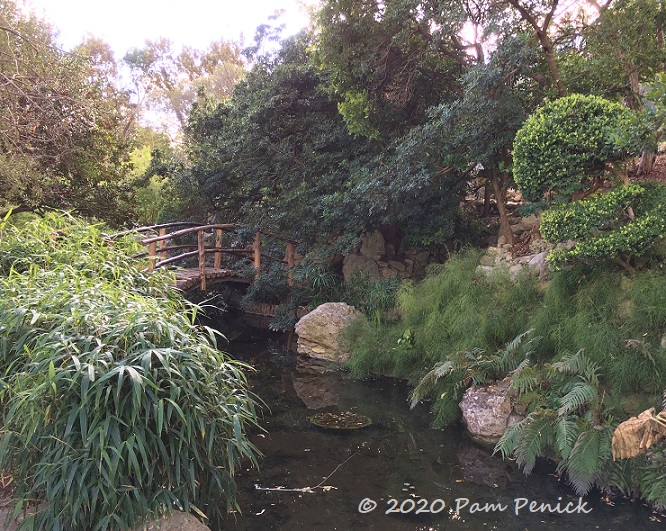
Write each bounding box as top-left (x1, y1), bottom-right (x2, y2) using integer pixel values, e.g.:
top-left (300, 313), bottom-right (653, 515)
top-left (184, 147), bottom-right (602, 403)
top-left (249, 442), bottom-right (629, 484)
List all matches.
top-left (515, 410), bottom-right (557, 475)
top-left (566, 469), bottom-right (597, 496)
top-left (566, 429), bottom-right (601, 476)
top-left (493, 417), bottom-right (527, 459)
top-left (555, 416), bottom-right (580, 459)
top-left (504, 329), bottom-right (534, 356)
top-left (604, 457), bottom-right (637, 496)
top-left (558, 381), bottom-right (598, 416)
top-left (430, 387), bottom-right (464, 427)
top-left (510, 365), bottom-right (540, 394)
top-left (550, 350), bottom-right (599, 386)
top-left (410, 360), bottom-right (456, 408)
top-left (638, 456), bottom-right (666, 506)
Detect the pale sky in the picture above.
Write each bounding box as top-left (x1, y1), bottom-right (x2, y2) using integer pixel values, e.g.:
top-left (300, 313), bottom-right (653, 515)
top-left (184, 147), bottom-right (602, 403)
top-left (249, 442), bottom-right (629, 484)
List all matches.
top-left (25, 0), bottom-right (316, 55)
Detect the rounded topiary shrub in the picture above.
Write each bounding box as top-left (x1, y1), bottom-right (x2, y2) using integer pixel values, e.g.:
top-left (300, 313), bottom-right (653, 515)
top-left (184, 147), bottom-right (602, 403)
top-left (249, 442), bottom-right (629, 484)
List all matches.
top-left (513, 94), bottom-right (632, 202)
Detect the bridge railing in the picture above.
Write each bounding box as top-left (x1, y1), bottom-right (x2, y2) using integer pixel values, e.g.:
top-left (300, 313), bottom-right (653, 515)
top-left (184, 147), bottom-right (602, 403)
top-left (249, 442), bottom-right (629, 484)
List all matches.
top-left (107, 223), bottom-right (296, 291)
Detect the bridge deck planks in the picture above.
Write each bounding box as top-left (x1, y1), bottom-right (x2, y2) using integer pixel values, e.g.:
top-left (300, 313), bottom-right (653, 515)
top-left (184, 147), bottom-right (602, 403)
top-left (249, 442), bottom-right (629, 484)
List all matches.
top-left (174, 268), bottom-right (251, 291)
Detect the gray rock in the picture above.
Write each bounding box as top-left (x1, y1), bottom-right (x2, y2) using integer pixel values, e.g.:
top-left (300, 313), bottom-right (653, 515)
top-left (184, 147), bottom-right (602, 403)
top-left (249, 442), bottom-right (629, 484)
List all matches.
top-left (459, 382), bottom-right (512, 446)
top-left (342, 254), bottom-right (380, 282)
top-left (359, 230), bottom-right (385, 260)
top-left (527, 251), bottom-right (548, 272)
top-left (295, 303), bottom-right (362, 364)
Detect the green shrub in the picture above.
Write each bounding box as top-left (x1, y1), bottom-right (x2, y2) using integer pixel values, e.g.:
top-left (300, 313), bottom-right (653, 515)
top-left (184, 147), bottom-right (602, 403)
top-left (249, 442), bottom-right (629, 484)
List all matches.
top-left (0, 214), bottom-right (260, 530)
top-left (512, 94), bottom-right (637, 202)
top-left (541, 182), bottom-right (666, 270)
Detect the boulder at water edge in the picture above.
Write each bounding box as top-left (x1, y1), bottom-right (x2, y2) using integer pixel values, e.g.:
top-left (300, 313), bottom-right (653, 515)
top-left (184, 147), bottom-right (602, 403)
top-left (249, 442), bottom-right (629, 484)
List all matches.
top-left (459, 380), bottom-right (522, 446)
top-left (295, 302), bottom-right (362, 364)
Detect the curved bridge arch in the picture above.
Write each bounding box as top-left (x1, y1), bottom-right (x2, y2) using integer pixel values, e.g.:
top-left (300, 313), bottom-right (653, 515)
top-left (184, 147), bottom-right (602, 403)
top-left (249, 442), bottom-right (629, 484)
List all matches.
top-left (107, 222), bottom-right (297, 292)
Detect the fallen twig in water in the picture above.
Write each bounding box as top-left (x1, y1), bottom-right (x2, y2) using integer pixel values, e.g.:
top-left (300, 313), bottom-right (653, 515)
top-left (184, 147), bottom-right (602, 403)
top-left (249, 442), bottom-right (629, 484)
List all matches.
top-left (254, 453), bottom-right (358, 493)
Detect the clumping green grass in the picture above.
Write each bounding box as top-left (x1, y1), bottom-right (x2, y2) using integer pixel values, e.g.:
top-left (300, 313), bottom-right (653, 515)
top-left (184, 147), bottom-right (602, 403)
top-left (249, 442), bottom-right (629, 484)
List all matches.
top-left (345, 250), bottom-right (541, 379)
top-left (344, 249), bottom-right (666, 506)
top-left (0, 213), bottom-right (261, 530)
top-left (346, 250), bottom-right (666, 412)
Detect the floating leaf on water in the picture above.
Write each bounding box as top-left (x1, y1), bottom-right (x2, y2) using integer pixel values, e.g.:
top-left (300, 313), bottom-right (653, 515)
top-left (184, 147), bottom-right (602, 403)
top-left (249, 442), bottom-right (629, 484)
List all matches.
top-left (309, 411), bottom-right (372, 430)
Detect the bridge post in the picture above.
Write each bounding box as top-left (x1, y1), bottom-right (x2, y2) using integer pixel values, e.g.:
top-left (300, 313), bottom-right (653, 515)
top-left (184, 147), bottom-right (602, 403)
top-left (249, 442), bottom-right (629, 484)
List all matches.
top-left (253, 232), bottom-right (261, 278)
top-left (286, 241), bottom-right (295, 286)
top-left (214, 229), bottom-right (223, 269)
top-left (198, 229), bottom-right (207, 291)
top-left (159, 227), bottom-right (167, 262)
top-left (148, 242), bottom-right (157, 272)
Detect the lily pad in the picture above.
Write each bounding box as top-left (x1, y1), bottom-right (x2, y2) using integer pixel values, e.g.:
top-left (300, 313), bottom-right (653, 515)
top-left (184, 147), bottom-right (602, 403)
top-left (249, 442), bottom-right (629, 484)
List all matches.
top-left (309, 411), bottom-right (372, 430)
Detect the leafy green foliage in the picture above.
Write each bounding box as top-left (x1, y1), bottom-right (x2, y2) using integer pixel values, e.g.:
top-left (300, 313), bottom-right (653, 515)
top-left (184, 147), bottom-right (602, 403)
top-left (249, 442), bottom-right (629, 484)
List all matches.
top-left (541, 183), bottom-right (666, 269)
top-left (0, 214), bottom-right (260, 530)
top-left (345, 251), bottom-right (541, 381)
top-left (347, 250), bottom-right (666, 417)
top-left (410, 330), bottom-right (538, 426)
top-left (494, 351), bottom-right (615, 495)
top-left (0, 4), bottom-right (136, 225)
top-left (512, 94), bottom-right (639, 202)
top-left (563, 0), bottom-right (666, 108)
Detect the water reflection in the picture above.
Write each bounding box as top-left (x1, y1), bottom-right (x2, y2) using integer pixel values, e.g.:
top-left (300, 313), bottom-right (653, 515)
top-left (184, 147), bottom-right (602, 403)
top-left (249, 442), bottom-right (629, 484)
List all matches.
top-left (222, 339), bottom-right (663, 531)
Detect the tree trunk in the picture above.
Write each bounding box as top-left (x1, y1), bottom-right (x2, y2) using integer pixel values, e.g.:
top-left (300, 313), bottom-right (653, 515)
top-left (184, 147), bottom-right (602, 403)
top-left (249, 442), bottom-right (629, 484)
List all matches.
top-left (483, 178), bottom-right (492, 217)
top-left (637, 151), bottom-right (656, 175)
top-left (490, 169), bottom-right (514, 246)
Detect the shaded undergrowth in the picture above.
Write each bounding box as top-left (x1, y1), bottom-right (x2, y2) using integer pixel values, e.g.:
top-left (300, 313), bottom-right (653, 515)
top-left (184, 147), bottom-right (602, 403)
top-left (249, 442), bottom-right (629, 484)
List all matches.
top-left (343, 249), bottom-right (666, 505)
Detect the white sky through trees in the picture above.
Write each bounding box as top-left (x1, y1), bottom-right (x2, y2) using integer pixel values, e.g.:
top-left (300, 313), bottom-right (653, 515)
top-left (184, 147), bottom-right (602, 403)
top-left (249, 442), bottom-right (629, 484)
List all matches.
top-left (25, 0), bottom-right (314, 54)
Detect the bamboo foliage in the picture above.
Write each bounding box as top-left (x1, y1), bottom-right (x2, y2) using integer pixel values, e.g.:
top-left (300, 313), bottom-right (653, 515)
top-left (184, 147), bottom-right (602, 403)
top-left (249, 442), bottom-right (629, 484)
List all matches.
top-left (0, 213), bottom-right (261, 530)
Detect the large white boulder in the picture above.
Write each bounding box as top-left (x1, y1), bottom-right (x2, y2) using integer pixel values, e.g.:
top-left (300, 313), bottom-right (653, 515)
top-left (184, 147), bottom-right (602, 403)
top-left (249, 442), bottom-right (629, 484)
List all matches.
top-left (294, 303), bottom-right (362, 363)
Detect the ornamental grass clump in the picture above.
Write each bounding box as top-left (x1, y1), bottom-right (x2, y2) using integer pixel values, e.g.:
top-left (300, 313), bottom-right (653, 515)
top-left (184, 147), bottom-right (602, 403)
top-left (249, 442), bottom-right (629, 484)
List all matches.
top-left (0, 213), bottom-right (261, 530)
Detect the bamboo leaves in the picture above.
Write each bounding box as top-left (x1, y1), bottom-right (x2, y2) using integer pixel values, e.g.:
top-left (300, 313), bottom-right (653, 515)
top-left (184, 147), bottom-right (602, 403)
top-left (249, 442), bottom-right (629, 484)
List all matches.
top-left (0, 214), bottom-right (261, 530)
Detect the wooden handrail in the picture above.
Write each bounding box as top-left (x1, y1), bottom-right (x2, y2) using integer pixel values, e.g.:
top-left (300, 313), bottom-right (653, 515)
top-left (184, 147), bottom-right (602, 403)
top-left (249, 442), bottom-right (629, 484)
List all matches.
top-left (106, 222), bottom-right (203, 239)
top-left (118, 221), bottom-right (300, 290)
top-left (134, 245), bottom-right (250, 260)
top-left (142, 224), bottom-right (236, 244)
top-left (154, 248), bottom-right (252, 268)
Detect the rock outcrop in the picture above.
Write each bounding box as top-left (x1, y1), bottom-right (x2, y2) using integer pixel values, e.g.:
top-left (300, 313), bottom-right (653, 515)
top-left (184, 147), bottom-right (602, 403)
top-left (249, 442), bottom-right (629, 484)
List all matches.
top-left (459, 380), bottom-right (524, 446)
top-left (294, 303), bottom-right (362, 364)
top-left (342, 230), bottom-right (432, 282)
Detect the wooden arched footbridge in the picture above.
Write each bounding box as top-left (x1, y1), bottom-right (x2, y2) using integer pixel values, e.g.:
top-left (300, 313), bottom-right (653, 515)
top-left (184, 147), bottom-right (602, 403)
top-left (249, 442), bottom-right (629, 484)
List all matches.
top-left (108, 222), bottom-right (297, 292)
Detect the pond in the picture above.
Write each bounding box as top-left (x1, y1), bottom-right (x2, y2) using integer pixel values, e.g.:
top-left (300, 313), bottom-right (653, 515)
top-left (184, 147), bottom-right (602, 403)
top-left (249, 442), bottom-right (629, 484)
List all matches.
top-left (218, 326), bottom-right (663, 531)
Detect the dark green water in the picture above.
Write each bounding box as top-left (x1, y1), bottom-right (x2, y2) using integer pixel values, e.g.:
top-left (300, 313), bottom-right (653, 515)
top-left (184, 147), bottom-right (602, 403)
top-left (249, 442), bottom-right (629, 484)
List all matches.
top-left (221, 336), bottom-right (664, 531)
